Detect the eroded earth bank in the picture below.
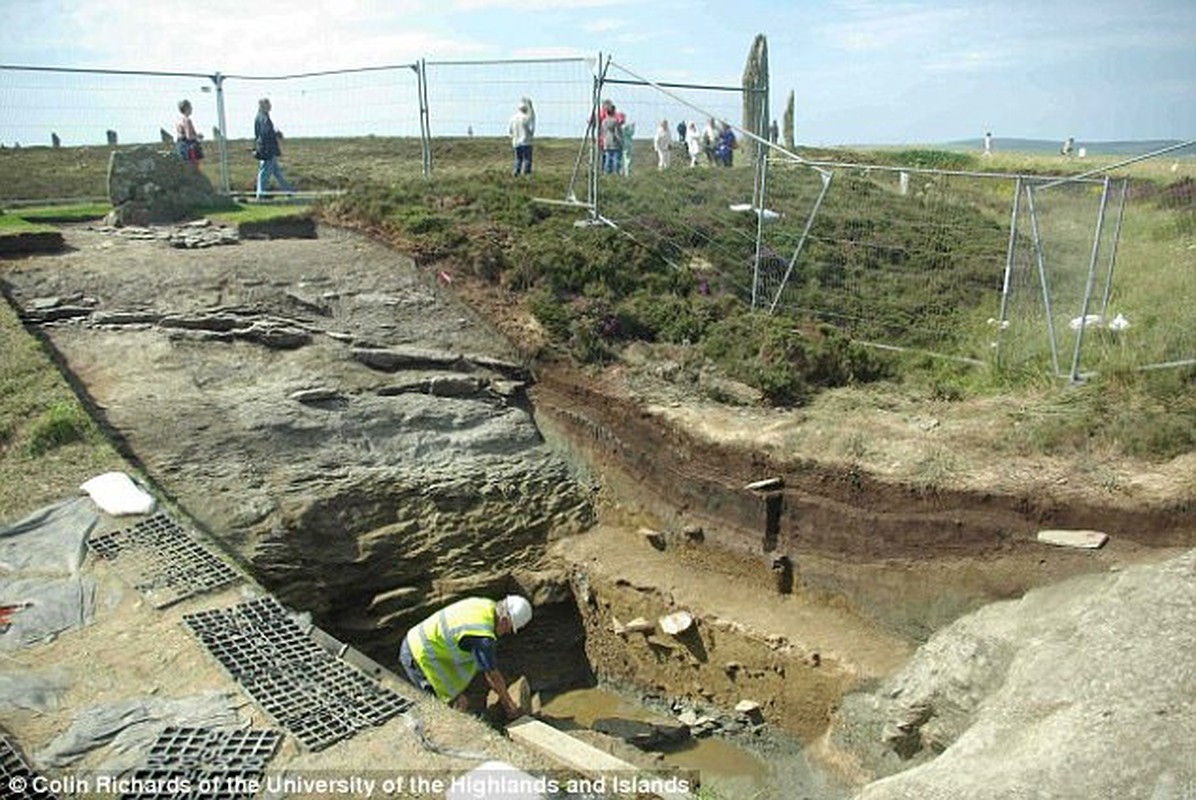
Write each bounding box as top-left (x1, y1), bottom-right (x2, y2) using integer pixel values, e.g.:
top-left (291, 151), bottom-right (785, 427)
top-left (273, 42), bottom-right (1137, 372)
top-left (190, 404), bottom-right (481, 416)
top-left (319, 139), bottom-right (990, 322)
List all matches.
top-left (3, 222), bottom-right (1194, 799)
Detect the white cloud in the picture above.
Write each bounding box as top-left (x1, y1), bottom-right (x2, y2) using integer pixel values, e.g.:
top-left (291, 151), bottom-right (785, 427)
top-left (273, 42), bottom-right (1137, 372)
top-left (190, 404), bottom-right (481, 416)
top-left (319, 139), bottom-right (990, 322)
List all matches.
top-left (510, 46), bottom-right (591, 60)
top-left (585, 18), bottom-right (626, 33)
top-left (821, 3), bottom-right (973, 53)
top-left (453, 0), bottom-right (627, 9)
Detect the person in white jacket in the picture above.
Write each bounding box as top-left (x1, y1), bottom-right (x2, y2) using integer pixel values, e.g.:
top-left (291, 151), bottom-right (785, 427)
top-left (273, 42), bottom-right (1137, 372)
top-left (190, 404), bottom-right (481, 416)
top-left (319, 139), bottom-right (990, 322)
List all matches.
top-left (685, 121), bottom-right (703, 167)
top-left (654, 119), bottom-right (672, 170)
top-left (508, 97), bottom-right (535, 176)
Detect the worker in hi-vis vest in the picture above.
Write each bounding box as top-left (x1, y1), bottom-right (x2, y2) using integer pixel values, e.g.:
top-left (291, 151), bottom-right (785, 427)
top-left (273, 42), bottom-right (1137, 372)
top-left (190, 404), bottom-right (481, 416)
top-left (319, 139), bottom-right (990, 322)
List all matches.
top-left (400, 595), bottom-right (533, 718)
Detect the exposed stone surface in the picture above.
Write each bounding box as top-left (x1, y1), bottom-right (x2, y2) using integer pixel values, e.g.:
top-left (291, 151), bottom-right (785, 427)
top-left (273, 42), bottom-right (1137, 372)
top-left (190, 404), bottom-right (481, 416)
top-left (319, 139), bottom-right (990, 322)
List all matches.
top-left (3, 226), bottom-right (594, 676)
top-left (829, 549), bottom-right (1196, 798)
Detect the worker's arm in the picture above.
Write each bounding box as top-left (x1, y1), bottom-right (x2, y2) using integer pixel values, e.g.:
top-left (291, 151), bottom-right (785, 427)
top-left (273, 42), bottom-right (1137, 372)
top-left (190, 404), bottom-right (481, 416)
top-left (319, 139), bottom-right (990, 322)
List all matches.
top-left (460, 635), bottom-right (521, 719)
top-left (482, 669), bottom-right (521, 719)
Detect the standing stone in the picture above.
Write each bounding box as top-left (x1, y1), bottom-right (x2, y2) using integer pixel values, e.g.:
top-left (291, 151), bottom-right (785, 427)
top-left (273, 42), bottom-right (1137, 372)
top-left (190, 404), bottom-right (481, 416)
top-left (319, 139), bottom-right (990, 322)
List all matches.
top-left (106, 130), bottom-right (118, 146)
top-left (105, 145), bottom-right (231, 226)
top-left (51, 132), bottom-right (61, 148)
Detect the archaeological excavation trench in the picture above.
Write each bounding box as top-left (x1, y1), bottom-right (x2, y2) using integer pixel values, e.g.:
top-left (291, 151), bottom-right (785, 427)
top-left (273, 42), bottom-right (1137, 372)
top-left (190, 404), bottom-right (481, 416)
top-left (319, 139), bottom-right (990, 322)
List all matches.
top-left (5, 224), bottom-right (1191, 794)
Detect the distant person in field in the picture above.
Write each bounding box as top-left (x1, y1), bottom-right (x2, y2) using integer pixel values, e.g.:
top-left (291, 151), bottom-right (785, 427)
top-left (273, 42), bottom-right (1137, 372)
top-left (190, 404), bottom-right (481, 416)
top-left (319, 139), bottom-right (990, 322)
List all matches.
top-left (686, 121), bottom-right (703, 167)
top-left (702, 118), bottom-right (719, 165)
top-left (1061, 136), bottom-right (1075, 157)
top-left (677, 120), bottom-right (687, 144)
top-left (769, 119), bottom-right (779, 144)
top-left (254, 97), bottom-right (294, 199)
top-left (508, 97), bottom-right (535, 176)
top-left (175, 99), bottom-right (204, 168)
top-left (621, 117), bottom-right (636, 176)
top-left (983, 131), bottom-right (993, 157)
top-left (715, 122), bottom-right (737, 167)
top-left (653, 119), bottom-right (672, 170)
top-left (598, 100), bottom-right (625, 174)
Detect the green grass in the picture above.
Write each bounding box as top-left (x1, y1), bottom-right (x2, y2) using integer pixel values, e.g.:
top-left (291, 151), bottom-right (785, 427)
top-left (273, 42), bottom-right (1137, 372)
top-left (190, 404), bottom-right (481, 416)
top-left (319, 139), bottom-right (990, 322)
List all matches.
top-left (208, 203), bottom-right (314, 225)
top-left (0, 299), bottom-right (127, 521)
top-left (9, 202), bottom-right (110, 223)
top-left (0, 213), bottom-right (54, 235)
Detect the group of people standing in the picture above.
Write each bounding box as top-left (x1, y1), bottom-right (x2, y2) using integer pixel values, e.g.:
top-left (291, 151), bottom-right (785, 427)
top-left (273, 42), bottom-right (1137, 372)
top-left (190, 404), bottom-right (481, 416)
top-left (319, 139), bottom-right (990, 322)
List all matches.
top-left (173, 96), bottom-right (294, 199)
top-left (684, 118), bottom-right (737, 168)
top-left (595, 101), bottom-right (738, 175)
top-left (176, 93), bottom-right (744, 196)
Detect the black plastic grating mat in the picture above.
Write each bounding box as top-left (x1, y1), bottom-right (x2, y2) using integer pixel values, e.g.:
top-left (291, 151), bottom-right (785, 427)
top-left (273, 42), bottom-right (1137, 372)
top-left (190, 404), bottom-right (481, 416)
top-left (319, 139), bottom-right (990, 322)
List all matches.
top-left (183, 597), bottom-right (413, 751)
top-left (89, 513), bottom-right (241, 607)
top-left (120, 726), bottom-right (281, 800)
top-left (0, 729), bottom-right (58, 800)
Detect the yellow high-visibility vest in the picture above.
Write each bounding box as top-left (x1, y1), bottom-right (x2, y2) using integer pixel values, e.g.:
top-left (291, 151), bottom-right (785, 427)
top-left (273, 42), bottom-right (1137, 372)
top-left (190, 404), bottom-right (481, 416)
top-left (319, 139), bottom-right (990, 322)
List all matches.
top-left (405, 597), bottom-right (497, 701)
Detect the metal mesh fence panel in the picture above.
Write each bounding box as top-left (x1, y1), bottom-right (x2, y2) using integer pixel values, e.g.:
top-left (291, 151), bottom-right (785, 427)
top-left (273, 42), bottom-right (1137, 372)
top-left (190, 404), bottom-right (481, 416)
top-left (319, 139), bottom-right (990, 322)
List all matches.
top-left (584, 60), bottom-right (760, 297)
top-left (999, 176), bottom-right (1111, 376)
top-left (0, 66), bottom-right (217, 148)
top-left (750, 161), bottom-right (1018, 364)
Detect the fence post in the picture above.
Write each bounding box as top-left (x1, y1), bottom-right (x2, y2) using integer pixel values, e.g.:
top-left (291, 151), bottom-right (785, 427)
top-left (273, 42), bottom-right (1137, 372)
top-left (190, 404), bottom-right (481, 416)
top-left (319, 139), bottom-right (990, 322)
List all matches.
top-left (212, 72), bottom-right (230, 195)
top-left (1098, 178), bottom-right (1129, 318)
top-left (1068, 176), bottom-right (1112, 383)
top-left (994, 176), bottom-right (1021, 368)
top-left (749, 94), bottom-right (769, 311)
top-left (416, 59), bottom-right (431, 177)
top-left (591, 53), bottom-right (606, 224)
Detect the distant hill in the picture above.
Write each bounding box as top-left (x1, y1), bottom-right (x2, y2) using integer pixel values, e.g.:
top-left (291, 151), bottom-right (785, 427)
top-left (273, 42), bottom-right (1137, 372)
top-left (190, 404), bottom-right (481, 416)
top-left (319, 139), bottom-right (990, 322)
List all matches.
top-left (939, 137), bottom-right (1192, 156)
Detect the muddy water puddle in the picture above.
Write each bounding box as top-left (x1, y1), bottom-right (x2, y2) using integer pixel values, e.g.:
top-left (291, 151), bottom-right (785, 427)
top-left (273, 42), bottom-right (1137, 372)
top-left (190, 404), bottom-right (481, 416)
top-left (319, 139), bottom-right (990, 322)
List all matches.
top-left (540, 686), bottom-right (849, 800)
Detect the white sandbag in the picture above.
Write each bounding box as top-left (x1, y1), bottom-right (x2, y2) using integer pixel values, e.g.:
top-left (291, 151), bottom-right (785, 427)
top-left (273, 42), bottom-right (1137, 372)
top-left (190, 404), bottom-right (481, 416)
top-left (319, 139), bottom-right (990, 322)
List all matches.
top-left (79, 472), bottom-right (156, 516)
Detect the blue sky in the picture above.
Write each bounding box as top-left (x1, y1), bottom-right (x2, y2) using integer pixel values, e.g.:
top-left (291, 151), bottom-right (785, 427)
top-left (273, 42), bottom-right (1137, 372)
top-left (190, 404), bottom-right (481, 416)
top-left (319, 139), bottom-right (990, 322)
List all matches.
top-left (2, 0), bottom-right (1194, 146)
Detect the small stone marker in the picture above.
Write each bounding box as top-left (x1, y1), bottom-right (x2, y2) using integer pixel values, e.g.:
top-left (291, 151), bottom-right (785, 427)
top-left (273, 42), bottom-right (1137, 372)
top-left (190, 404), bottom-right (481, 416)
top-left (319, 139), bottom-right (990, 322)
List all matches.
top-left (1036, 529), bottom-right (1109, 549)
top-left (659, 611), bottom-right (693, 635)
top-left (735, 699), bottom-right (765, 724)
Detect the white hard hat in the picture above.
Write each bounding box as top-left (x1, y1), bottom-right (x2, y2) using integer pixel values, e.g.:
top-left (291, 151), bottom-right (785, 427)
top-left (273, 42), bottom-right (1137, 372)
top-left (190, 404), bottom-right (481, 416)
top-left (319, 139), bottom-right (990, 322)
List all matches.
top-left (502, 595), bottom-right (532, 633)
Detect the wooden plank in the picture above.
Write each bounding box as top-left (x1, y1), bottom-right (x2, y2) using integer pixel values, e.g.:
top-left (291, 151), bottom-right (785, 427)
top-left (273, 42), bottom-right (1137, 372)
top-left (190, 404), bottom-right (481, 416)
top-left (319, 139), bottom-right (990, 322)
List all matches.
top-left (507, 718), bottom-right (635, 773)
top-left (505, 718), bottom-right (695, 800)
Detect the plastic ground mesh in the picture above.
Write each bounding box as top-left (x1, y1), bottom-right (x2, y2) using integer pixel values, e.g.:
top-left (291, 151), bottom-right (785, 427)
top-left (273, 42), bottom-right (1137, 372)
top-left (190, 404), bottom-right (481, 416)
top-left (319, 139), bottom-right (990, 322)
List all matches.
top-left (183, 597), bottom-right (412, 751)
top-left (89, 513), bottom-right (240, 607)
top-left (0, 728), bottom-right (58, 800)
top-left (120, 726), bottom-right (281, 800)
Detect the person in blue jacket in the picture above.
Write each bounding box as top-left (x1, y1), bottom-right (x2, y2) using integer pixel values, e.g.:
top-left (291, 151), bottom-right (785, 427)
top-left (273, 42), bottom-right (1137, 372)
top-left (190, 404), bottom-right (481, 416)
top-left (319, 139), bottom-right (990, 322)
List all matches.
top-left (715, 123), bottom-right (737, 167)
top-left (254, 97), bottom-right (294, 199)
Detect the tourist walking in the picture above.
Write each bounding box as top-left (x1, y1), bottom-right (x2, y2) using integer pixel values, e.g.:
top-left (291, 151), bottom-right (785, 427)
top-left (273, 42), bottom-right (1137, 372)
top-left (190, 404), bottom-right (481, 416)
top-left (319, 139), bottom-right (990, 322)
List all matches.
top-left (175, 100), bottom-right (203, 167)
top-left (254, 97), bottom-right (294, 199)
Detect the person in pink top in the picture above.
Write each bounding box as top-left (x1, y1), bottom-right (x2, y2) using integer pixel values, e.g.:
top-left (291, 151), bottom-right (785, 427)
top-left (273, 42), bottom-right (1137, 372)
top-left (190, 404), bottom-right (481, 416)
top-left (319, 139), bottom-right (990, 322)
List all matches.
top-left (175, 99), bottom-right (203, 167)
